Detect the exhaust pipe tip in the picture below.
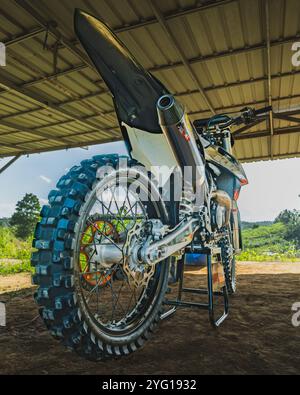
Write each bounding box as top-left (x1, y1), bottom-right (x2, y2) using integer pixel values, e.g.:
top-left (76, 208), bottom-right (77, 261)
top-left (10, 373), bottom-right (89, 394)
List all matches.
top-left (157, 94), bottom-right (184, 126)
top-left (157, 95), bottom-right (175, 111)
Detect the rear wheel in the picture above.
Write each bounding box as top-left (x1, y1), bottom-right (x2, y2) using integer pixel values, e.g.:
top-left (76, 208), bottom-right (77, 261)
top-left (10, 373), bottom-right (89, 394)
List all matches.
top-left (32, 155), bottom-right (170, 360)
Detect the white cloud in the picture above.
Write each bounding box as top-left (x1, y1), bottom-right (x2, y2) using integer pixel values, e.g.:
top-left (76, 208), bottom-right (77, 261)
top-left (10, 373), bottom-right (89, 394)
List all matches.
top-left (39, 175), bottom-right (52, 184)
top-left (39, 198), bottom-right (48, 206)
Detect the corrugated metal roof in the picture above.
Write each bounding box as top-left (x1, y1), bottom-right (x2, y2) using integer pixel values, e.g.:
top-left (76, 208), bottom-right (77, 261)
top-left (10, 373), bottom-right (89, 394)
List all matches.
top-left (0, 0), bottom-right (299, 162)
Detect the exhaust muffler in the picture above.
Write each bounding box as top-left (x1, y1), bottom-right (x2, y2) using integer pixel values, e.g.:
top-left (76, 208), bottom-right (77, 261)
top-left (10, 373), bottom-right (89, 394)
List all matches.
top-left (157, 95), bottom-right (207, 204)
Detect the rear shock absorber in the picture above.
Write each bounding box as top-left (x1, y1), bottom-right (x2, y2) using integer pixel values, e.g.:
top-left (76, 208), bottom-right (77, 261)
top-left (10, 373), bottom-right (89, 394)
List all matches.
top-left (179, 188), bottom-right (194, 221)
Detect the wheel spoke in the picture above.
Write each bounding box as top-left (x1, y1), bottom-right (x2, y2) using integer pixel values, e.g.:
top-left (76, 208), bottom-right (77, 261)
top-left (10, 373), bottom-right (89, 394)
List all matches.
top-left (86, 218), bottom-right (123, 252)
top-left (107, 276), bottom-right (126, 318)
top-left (76, 178), bottom-right (158, 330)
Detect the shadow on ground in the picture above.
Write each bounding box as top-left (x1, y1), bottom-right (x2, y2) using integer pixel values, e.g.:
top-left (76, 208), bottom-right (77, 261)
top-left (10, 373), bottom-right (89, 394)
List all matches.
top-left (1, 271), bottom-right (300, 375)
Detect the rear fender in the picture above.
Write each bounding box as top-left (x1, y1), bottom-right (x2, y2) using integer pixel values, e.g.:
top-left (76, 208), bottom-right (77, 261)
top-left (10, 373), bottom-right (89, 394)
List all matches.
top-left (74, 9), bottom-right (168, 133)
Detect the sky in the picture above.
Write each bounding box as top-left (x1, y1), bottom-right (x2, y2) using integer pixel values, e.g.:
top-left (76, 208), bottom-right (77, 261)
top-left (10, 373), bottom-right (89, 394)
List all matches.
top-left (0, 142), bottom-right (299, 222)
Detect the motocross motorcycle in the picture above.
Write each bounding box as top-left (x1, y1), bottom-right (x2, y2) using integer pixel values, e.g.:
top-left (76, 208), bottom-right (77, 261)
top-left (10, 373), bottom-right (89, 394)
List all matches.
top-left (32, 9), bottom-right (271, 361)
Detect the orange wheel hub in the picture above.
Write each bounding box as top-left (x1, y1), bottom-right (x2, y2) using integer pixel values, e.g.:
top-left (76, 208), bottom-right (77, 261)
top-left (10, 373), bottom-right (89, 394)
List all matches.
top-left (79, 220), bottom-right (117, 287)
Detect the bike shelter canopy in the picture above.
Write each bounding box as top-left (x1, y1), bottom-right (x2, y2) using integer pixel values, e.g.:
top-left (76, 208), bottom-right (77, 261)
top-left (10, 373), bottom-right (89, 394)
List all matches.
top-left (0, 0), bottom-right (299, 163)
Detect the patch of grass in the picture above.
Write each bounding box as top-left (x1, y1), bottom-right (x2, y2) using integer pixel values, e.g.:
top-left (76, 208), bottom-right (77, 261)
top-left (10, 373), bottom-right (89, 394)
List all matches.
top-left (1, 217), bottom-right (300, 274)
top-left (237, 222), bottom-right (300, 262)
top-left (0, 260), bottom-right (33, 275)
top-left (0, 226), bottom-right (33, 274)
top-left (237, 249), bottom-right (299, 262)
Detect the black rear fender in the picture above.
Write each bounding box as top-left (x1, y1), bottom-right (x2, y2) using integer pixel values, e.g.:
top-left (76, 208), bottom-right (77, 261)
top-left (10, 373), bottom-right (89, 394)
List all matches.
top-left (74, 9), bottom-right (168, 133)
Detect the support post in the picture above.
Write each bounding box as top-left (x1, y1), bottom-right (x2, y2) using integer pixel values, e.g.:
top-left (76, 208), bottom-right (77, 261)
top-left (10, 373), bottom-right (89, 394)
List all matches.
top-left (265, 0), bottom-right (274, 159)
top-left (0, 155), bottom-right (21, 175)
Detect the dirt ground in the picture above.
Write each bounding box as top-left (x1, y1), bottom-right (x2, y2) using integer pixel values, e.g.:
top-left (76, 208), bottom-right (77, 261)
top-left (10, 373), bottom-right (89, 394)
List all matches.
top-left (1, 262), bottom-right (300, 375)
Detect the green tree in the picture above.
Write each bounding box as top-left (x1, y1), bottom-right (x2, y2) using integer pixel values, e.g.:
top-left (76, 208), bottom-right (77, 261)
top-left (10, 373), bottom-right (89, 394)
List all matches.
top-left (10, 193), bottom-right (40, 239)
top-left (275, 209), bottom-right (300, 225)
top-left (0, 217), bottom-right (10, 227)
top-left (285, 223), bottom-right (300, 249)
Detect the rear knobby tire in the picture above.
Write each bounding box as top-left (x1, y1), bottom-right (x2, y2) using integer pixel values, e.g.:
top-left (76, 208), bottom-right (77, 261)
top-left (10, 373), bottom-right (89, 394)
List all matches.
top-left (32, 154), bottom-right (170, 361)
top-left (220, 226), bottom-right (236, 295)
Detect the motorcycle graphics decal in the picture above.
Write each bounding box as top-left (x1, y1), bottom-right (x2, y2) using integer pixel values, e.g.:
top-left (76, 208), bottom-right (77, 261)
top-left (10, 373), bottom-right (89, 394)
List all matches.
top-left (177, 123), bottom-right (191, 142)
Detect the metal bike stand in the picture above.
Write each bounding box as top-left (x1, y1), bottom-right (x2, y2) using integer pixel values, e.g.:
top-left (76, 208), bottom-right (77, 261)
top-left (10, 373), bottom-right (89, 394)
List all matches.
top-left (161, 247), bottom-right (229, 328)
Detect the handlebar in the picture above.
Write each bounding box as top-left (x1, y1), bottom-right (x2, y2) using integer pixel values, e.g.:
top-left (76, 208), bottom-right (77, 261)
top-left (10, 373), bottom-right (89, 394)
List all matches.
top-left (210, 105), bottom-right (272, 129)
top-left (193, 105), bottom-right (272, 132)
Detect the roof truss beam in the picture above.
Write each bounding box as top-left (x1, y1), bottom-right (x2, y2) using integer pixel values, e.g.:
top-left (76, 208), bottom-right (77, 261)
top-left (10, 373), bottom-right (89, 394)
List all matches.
top-left (13, 0), bottom-right (97, 72)
top-left (2, 94), bottom-right (299, 141)
top-left (0, 118), bottom-right (72, 144)
top-left (1, 123), bottom-right (299, 159)
top-left (149, 0), bottom-right (215, 114)
top-left (114, 0), bottom-right (236, 33)
top-left (2, 68), bottom-right (300, 126)
top-left (10, 126), bottom-right (120, 148)
top-left (241, 151), bottom-right (300, 162)
top-left (0, 141), bottom-right (24, 151)
top-left (15, 36), bottom-right (300, 91)
top-left (0, 74), bottom-right (118, 139)
top-left (235, 124), bottom-right (300, 140)
top-left (1, 52), bottom-right (298, 105)
top-left (273, 113), bottom-right (300, 124)
top-left (232, 118), bottom-right (266, 137)
top-left (0, 136), bottom-right (121, 159)
top-left (0, 28), bottom-right (300, 100)
top-left (3, 27), bottom-right (45, 47)
top-left (0, 0), bottom-right (298, 160)
top-left (16, 33), bottom-right (299, 78)
top-left (22, 64), bottom-right (89, 89)
top-left (149, 34), bottom-right (300, 73)
top-left (189, 96), bottom-right (300, 117)
top-left (3, 107), bottom-right (299, 150)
